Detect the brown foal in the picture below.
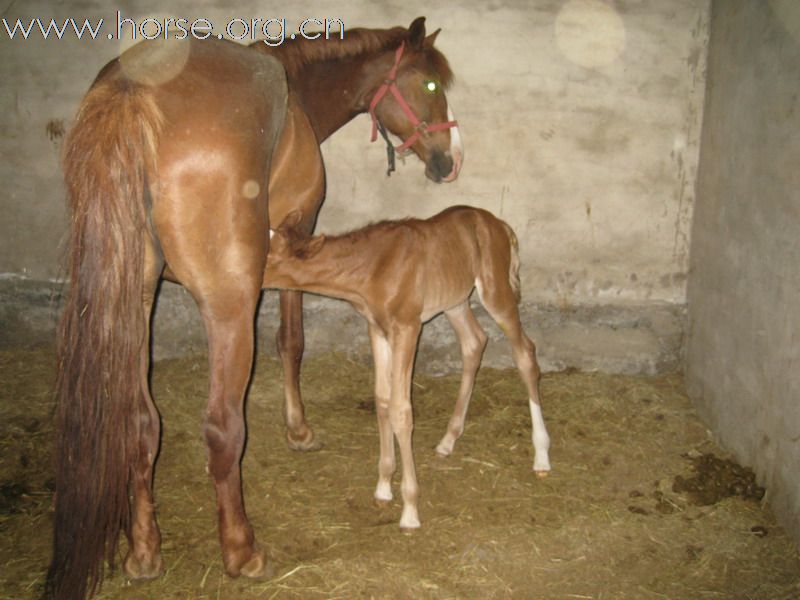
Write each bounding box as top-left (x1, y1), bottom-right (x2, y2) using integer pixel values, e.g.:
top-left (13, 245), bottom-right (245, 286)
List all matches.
top-left (263, 206), bottom-right (551, 528)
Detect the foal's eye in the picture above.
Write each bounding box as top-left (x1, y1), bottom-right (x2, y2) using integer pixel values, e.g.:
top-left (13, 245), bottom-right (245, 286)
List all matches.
top-left (424, 80), bottom-right (438, 93)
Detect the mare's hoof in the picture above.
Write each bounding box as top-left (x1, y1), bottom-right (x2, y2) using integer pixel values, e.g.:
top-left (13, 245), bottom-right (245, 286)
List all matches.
top-left (237, 546), bottom-right (273, 580)
top-left (123, 551), bottom-right (164, 581)
top-left (534, 469), bottom-right (550, 479)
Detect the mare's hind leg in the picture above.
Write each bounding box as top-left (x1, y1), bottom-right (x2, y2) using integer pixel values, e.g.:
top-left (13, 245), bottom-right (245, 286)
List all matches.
top-left (277, 290), bottom-right (321, 451)
top-left (124, 237), bottom-right (165, 580)
top-left (436, 301), bottom-right (488, 457)
top-left (198, 286), bottom-right (268, 578)
top-left (477, 283), bottom-right (551, 476)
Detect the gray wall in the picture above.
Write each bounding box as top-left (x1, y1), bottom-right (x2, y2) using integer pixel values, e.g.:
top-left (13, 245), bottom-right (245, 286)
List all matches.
top-left (686, 0), bottom-right (800, 546)
top-left (0, 0), bottom-right (709, 373)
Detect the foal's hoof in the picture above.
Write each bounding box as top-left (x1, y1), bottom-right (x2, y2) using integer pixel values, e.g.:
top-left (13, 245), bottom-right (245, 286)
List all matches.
top-left (435, 434), bottom-right (458, 457)
top-left (399, 516), bottom-right (421, 530)
top-left (533, 455), bottom-right (551, 477)
top-left (399, 507), bottom-right (421, 530)
top-left (123, 551), bottom-right (164, 581)
top-left (286, 429), bottom-right (323, 452)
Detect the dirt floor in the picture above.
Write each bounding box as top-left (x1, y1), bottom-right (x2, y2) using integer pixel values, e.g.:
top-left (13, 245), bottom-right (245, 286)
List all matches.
top-left (1, 347), bottom-right (799, 599)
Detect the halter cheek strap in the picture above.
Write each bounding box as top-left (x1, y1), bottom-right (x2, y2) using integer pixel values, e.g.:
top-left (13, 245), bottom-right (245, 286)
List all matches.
top-left (368, 41), bottom-right (458, 153)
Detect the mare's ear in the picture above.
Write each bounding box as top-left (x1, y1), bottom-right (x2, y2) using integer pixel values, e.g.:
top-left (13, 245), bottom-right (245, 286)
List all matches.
top-left (424, 28), bottom-right (441, 48)
top-left (279, 209), bottom-right (304, 230)
top-left (408, 17), bottom-right (426, 50)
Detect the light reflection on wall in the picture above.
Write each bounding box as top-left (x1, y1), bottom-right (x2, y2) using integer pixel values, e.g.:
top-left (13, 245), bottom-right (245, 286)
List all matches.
top-left (555, 0), bottom-right (626, 69)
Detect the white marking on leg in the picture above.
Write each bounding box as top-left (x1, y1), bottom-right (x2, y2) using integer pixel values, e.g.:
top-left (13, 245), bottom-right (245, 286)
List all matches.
top-left (529, 399), bottom-right (551, 474)
top-left (399, 505), bottom-right (421, 529)
top-left (374, 481), bottom-right (393, 502)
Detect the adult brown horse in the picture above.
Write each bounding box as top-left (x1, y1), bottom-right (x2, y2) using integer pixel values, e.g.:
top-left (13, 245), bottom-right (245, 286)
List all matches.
top-left (47, 17), bottom-right (461, 600)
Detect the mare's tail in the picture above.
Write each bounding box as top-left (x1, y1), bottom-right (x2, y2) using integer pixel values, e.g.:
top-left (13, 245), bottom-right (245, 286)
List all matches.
top-left (45, 78), bottom-right (163, 600)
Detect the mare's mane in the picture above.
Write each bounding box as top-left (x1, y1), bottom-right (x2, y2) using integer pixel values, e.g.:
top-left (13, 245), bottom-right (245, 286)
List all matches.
top-left (254, 25), bottom-right (454, 88)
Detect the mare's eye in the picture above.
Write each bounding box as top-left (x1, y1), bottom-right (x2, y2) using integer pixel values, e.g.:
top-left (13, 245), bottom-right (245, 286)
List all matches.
top-left (424, 80), bottom-right (438, 93)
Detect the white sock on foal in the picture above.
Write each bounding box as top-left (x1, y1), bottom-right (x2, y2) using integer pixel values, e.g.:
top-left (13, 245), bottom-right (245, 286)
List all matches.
top-left (530, 399), bottom-right (551, 476)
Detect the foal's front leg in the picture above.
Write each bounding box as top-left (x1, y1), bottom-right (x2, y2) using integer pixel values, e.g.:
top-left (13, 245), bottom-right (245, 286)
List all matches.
top-left (388, 324), bottom-right (422, 529)
top-left (369, 326), bottom-right (395, 504)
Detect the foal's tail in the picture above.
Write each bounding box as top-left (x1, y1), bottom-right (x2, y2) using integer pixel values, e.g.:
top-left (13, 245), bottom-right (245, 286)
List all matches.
top-left (501, 220), bottom-right (522, 304)
top-left (46, 79), bottom-right (163, 600)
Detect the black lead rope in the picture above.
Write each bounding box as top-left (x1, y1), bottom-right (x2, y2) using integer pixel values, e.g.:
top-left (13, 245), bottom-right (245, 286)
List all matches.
top-left (376, 121), bottom-right (396, 177)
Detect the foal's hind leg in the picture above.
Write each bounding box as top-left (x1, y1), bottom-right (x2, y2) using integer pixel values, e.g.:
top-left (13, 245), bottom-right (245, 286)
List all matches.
top-left (277, 290), bottom-right (321, 451)
top-left (124, 237), bottom-right (165, 580)
top-left (477, 283), bottom-right (551, 476)
top-left (436, 301), bottom-right (488, 457)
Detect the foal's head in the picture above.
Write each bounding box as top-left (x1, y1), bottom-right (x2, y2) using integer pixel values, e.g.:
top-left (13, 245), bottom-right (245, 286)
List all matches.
top-left (367, 17), bottom-right (463, 183)
top-left (267, 211), bottom-right (325, 269)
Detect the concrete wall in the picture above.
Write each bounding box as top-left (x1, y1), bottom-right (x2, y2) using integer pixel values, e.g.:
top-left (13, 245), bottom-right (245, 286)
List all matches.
top-left (0, 0), bottom-right (709, 373)
top-left (686, 1), bottom-right (800, 546)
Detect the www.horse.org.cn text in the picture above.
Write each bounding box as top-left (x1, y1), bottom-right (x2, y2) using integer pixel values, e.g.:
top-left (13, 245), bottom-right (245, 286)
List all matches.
top-left (2, 13), bottom-right (346, 46)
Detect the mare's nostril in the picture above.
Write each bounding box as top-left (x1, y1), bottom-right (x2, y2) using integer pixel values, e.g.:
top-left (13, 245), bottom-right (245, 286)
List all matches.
top-left (427, 150), bottom-right (453, 182)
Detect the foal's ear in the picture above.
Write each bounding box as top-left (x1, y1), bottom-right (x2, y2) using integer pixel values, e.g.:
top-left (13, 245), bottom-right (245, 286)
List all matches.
top-left (424, 28), bottom-right (441, 48)
top-left (408, 17), bottom-right (427, 50)
top-left (304, 235), bottom-right (326, 258)
top-left (280, 209), bottom-right (304, 230)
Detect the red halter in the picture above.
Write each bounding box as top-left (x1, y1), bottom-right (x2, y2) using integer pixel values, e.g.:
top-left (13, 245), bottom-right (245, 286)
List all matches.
top-left (368, 41), bottom-right (458, 153)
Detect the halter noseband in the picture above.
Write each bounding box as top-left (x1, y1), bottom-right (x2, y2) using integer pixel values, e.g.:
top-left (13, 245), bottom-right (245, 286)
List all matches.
top-left (368, 41), bottom-right (458, 154)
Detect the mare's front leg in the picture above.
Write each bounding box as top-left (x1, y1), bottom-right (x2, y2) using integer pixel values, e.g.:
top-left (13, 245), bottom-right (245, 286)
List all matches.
top-left (267, 94), bottom-right (325, 453)
top-left (388, 323), bottom-right (423, 529)
top-left (277, 290), bottom-right (320, 450)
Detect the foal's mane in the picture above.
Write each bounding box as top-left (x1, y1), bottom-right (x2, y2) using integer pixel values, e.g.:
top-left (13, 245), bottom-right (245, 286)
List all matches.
top-left (257, 26), bottom-right (454, 88)
top-left (326, 217), bottom-right (419, 244)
